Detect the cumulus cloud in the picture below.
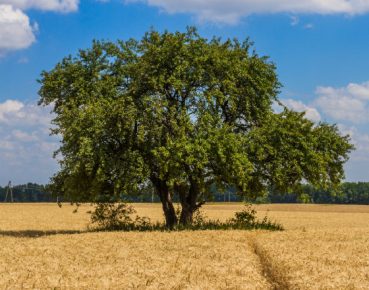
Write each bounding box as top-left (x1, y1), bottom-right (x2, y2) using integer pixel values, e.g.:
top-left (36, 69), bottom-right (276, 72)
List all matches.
top-left (126, 0), bottom-right (369, 24)
top-left (0, 4), bottom-right (36, 55)
top-left (0, 0), bottom-right (79, 12)
top-left (0, 99), bottom-right (52, 125)
top-left (281, 98), bottom-right (321, 122)
top-left (0, 99), bottom-right (24, 119)
top-left (11, 129), bottom-right (39, 142)
top-left (306, 81), bottom-right (369, 180)
top-left (274, 98), bottom-right (321, 122)
top-left (315, 81), bottom-right (369, 124)
top-left (0, 1), bottom-right (79, 55)
top-left (337, 124), bottom-right (369, 161)
top-left (0, 99), bottom-right (58, 184)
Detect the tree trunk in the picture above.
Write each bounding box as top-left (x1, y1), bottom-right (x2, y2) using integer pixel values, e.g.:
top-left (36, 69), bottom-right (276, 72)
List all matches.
top-left (151, 177), bottom-right (177, 229)
top-left (160, 194), bottom-right (177, 229)
top-left (179, 203), bottom-right (194, 225)
top-left (178, 177), bottom-right (202, 226)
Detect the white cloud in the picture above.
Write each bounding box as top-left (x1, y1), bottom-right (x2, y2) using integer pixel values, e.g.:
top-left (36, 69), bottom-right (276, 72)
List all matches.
top-left (0, 99), bottom-right (58, 184)
top-left (0, 99), bottom-right (24, 121)
top-left (11, 129), bottom-right (39, 142)
top-left (0, 99), bottom-right (52, 125)
top-left (0, 1), bottom-right (79, 55)
top-left (346, 82), bottom-right (369, 100)
top-left (126, 0), bottom-right (369, 24)
top-left (306, 81), bottom-right (369, 181)
top-left (0, 0), bottom-right (79, 12)
top-left (0, 4), bottom-right (36, 55)
top-left (315, 82), bottom-right (369, 124)
top-left (278, 98), bottom-right (321, 122)
top-left (337, 124), bottom-right (369, 161)
top-left (334, 123), bottom-right (369, 181)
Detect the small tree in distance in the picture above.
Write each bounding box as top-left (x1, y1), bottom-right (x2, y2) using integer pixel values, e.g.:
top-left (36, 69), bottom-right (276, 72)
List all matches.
top-left (39, 28), bottom-right (353, 228)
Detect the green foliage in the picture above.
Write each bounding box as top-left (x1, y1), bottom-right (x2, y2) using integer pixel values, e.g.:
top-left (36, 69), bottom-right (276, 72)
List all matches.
top-left (230, 203), bottom-right (257, 224)
top-left (89, 202), bottom-right (152, 231)
top-left (89, 202), bottom-right (283, 232)
top-left (246, 110), bottom-right (353, 196)
top-left (228, 204), bottom-right (283, 230)
top-left (38, 27), bottom-right (354, 226)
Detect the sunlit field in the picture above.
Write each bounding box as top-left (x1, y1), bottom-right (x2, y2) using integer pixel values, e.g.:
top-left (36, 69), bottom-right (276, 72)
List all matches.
top-left (1, 203), bottom-right (369, 289)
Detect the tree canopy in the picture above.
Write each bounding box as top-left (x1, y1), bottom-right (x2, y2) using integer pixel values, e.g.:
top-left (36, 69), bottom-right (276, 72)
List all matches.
top-left (39, 28), bottom-right (353, 228)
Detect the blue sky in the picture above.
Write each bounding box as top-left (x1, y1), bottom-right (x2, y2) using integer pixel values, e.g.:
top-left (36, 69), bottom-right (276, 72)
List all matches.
top-left (1, 0), bottom-right (369, 184)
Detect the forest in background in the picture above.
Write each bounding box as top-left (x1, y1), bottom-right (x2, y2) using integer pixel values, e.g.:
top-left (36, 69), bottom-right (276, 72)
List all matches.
top-left (0, 182), bottom-right (369, 204)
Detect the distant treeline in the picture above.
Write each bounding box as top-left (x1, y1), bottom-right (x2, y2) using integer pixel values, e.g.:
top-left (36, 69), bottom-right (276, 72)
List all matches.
top-left (0, 183), bottom-right (55, 203)
top-left (1, 182), bottom-right (369, 204)
top-left (265, 182), bottom-right (369, 204)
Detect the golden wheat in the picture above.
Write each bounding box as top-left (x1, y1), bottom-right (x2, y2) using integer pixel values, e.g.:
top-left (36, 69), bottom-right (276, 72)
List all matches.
top-left (1, 203), bottom-right (369, 289)
top-left (0, 231), bottom-right (271, 289)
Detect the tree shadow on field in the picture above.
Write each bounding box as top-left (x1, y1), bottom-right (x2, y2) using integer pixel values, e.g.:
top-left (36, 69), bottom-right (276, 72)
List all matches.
top-left (0, 229), bottom-right (86, 238)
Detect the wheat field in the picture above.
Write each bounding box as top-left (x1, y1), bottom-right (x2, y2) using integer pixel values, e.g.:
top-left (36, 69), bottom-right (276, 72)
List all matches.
top-left (0, 203), bottom-right (369, 289)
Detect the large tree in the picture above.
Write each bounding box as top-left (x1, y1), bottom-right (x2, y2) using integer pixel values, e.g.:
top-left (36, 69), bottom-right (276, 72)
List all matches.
top-left (39, 28), bottom-right (353, 228)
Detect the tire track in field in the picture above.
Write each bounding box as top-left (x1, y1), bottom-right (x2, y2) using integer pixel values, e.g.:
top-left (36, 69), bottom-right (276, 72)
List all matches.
top-left (249, 237), bottom-right (291, 290)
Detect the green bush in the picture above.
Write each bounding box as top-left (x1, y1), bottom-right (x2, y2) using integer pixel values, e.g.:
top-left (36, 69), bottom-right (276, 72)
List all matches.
top-left (89, 202), bottom-right (283, 232)
top-left (90, 202), bottom-right (154, 231)
top-left (228, 204), bottom-right (284, 230)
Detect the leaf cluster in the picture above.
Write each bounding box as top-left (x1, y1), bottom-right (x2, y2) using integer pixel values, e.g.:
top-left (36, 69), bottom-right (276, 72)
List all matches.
top-left (38, 27), bottom-right (354, 205)
top-left (89, 202), bottom-right (283, 232)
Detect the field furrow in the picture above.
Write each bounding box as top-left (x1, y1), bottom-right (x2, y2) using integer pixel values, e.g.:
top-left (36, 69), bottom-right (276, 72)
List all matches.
top-left (0, 231), bottom-right (271, 289)
top-left (254, 229), bottom-right (369, 289)
top-left (1, 203), bottom-right (369, 289)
